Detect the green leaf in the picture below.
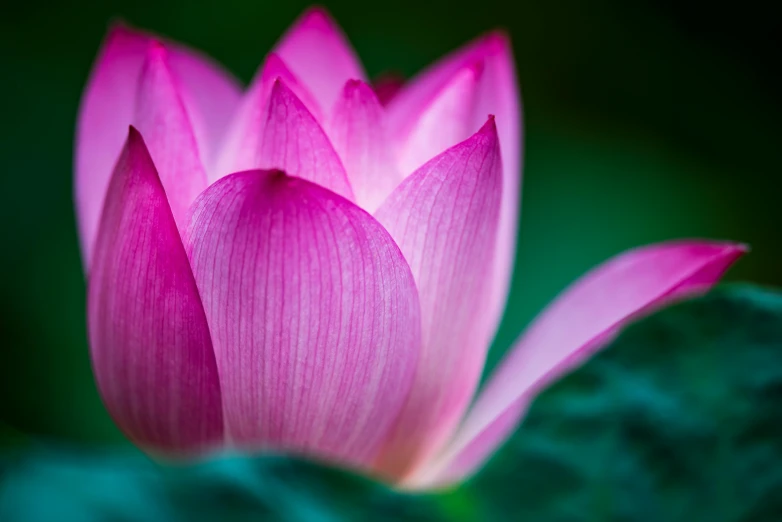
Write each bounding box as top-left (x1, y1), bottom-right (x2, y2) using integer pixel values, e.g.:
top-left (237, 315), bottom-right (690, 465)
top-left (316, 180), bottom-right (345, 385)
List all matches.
top-left (471, 284), bottom-right (782, 521)
top-left (0, 446), bottom-right (449, 521)
top-left (2, 285), bottom-right (782, 521)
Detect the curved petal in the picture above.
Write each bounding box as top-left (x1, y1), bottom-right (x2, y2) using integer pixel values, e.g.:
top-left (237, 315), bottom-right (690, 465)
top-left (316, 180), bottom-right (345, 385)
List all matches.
top-left (387, 32), bottom-right (521, 335)
top-left (184, 170), bottom-right (421, 468)
top-left (275, 7), bottom-right (366, 114)
top-left (329, 80), bottom-right (401, 212)
top-left (372, 118), bottom-right (502, 479)
top-left (75, 22), bottom-right (241, 269)
top-left (395, 63), bottom-right (482, 176)
top-left (213, 77), bottom-right (353, 200)
top-left (88, 128), bottom-right (223, 454)
top-left (413, 241), bottom-right (746, 488)
top-left (133, 42), bottom-right (207, 231)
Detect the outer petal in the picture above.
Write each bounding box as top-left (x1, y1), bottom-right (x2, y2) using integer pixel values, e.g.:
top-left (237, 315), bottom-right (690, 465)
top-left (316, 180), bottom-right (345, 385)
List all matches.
top-left (275, 7), bottom-right (366, 114)
top-left (372, 119), bottom-right (502, 479)
top-left (133, 42), bottom-right (207, 231)
top-left (75, 23), bottom-right (241, 269)
top-left (413, 241), bottom-right (746, 488)
top-left (185, 170), bottom-right (421, 468)
top-left (329, 80), bottom-right (401, 212)
top-left (213, 76), bottom-right (353, 200)
top-left (395, 63), bottom-right (482, 176)
top-left (88, 128), bottom-right (222, 454)
top-left (387, 32), bottom-right (521, 336)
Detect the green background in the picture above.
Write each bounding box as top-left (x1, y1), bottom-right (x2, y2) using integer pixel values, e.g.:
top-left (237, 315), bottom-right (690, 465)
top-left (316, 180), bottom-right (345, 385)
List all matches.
top-left (1, 0), bottom-right (780, 498)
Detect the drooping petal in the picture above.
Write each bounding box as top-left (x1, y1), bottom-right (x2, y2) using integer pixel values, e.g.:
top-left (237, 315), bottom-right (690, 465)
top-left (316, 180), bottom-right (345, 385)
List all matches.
top-left (88, 128), bottom-right (223, 454)
top-left (329, 80), bottom-right (401, 212)
top-left (395, 63), bottom-right (482, 176)
top-left (372, 118), bottom-right (502, 479)
top-left (133, 42), bottom-right (207, 231)
top-left (387, 32), bottom-right (521, 335)
top-left (75, 23), bottom-right (241, 269)
top-left (274, 7), bottom-right (366, 114)
top-left (185, 169), bottom-right (421, 468)
top-left (213, 76), bottom-right (353, 200)
top-left (413, 241), bottom-right (746, 488)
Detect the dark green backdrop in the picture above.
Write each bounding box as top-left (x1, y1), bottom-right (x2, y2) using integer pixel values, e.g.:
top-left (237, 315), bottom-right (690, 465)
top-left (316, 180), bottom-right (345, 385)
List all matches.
top-left (1, 0), bottom-right (779, 451)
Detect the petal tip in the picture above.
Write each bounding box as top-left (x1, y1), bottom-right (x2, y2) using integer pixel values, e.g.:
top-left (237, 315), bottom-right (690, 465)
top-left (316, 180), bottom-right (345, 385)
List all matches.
top-left (732, 242), bottom-right (751, 254)
top-left (478, 114), bottom-right (498, 138)
top-left (146, 38), bottom-right (168, 57)
top-left (298, 5), bottom-right (337, 30)
top-left (105, 18), bottom-right (140, 40)
top-left (482, 29), bottom-right (512, 53)
top-left (345, 78), bottom-right (364, 89)
top-left (126, 125), bottom-right (144, 147)
top-left (465, 59), bottom-right (485, 79)
top-left (717, 241), bottom-right (750, 265)
top-left (342, 78), bottom-right (375, 100)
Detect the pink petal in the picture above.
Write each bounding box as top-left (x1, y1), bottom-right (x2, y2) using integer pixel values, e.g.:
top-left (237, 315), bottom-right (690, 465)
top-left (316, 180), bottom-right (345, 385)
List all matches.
top-left (166, 38), bottom-right (243, 170)
top-left (75, 23), bottom-right (241, 269)
top-left (259, 54), bottom-right (323, 121)
top-left (387, 32), bottom-right (521, 335)
top-left (412, 241), bottom-right (746, 488)
top-left (212, 54), bottom-right (323, 180)
top-left (133, 42), bottom-right (208, 232)
top-left (88, 128), bottom-right (222, 454)
top-left (184, 169), bottom-right (421, 468)
top-left (328, 80), bottom-right (401, 212)
top-left (395, 63), bottom-right (482, 176)
top-left (372, 118), bottom-right (503, 479)
top-left (213, 76), bottom-right (353, 201)
top-left (274, 7), bottom-right (366, 113)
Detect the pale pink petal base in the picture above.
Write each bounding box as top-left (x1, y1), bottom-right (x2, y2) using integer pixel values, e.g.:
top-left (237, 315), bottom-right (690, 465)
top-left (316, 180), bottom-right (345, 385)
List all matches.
top-left (372, 118), bottom-right (502, 479)
top-left (408, 241), bottom-right (746, 488)
top-left (88, 128), bottom-right (223, 454)
top-left (185, 170), bottom-right (421, 468)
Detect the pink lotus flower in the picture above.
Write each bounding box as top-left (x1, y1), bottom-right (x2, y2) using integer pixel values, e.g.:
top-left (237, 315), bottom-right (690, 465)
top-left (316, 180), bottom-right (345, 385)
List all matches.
top-left (75, 7), bottom-right (745, 489)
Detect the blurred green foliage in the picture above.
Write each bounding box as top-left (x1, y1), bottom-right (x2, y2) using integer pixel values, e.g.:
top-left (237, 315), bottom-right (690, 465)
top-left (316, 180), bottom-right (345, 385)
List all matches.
top-left (3, 286), bottom-right (782, 520)
top-left (0, 0), bottom-right (780, 518)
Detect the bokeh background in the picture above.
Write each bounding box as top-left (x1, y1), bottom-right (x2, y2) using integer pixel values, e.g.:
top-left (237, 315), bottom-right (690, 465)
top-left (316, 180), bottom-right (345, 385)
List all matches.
top-left (1, 0), bottom-right (780, 513)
